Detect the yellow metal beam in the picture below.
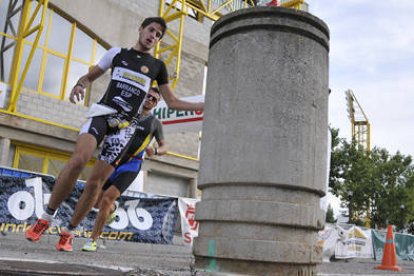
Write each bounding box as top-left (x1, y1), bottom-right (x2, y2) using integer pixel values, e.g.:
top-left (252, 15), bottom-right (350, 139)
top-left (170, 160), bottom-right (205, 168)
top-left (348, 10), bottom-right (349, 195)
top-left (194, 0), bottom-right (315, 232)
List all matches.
top-left (166, 151), bottom-right (199, 161)
top-left (154, 0), bottom-right (305, 89)
top-left (8, 0), bottom-right (49, 112)
top-left (61, 22), bottom-right (76, 99)
top-left (0, 109), bottom-right (79, 132)
top-left (156, 0), bottom-right (256, 90)
top-left (156, 0), bottom-right (305, 91)
top-left (155, 0), bottom-right (187, 90)
top-left (280, 0), bottom-right (304, 9)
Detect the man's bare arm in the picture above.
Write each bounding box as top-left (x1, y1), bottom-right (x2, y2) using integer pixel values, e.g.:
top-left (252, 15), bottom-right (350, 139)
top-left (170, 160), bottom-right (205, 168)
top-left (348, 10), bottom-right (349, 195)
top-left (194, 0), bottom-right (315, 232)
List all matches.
top-left (146, 139), bottom-right (168, 157)
top-left (159, 83), bottom-right (204, 112)
top-left (69, 65), bottom-right (105, 103)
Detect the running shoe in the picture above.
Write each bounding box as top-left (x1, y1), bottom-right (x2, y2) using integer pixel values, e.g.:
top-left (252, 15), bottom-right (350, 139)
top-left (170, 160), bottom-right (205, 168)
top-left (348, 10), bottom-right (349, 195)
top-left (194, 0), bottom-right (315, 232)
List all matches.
top-left (56, 231), bottom-right (74, 252)
top-left (106, 204), bottom-right (117, 225)
top-left (81, 239), bottom-right (97, 252)
top-left (25, 218), bottom-right (49, 242)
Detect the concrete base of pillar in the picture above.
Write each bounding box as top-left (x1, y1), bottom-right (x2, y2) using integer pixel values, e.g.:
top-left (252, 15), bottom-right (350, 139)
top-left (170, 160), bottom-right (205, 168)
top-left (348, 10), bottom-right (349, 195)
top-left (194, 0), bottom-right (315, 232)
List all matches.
top-left (195, 257), bottom-right (317, 276)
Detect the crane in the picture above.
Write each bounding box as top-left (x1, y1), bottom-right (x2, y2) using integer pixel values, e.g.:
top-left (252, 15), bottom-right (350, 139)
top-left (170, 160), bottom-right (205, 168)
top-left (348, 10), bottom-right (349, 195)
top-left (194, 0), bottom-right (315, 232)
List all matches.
top-left (345, 89), bottom-right (371, 152)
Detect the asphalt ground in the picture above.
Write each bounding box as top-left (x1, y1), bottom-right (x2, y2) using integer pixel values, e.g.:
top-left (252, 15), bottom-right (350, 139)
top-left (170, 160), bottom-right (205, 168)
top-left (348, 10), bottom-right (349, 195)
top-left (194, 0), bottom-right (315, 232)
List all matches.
top-left (1, 232), bottom-right (414, 276)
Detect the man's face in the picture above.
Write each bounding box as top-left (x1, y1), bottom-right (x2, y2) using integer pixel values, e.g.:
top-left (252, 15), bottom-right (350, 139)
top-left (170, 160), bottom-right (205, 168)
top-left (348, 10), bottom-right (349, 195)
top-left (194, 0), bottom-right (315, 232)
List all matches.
top-left (144, 90), bottom-right (160, 110)
top-left (138, 23), bottom-right (164, 51)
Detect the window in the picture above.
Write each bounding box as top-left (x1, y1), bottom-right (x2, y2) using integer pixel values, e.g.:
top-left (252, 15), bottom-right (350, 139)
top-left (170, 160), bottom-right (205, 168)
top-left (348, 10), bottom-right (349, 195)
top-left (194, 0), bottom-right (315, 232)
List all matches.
top-left (0, 0), bottom-right (108, 104)
top-left (0, 0), bottom-right (22, 83)
top-left (13, 144), bottom-right (95, 181)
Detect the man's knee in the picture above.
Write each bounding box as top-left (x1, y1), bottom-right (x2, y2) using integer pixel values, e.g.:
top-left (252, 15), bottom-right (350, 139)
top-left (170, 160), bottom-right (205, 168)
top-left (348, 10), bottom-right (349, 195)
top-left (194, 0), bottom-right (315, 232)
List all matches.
top-left (85, 179), bottom-right (103, 193)
top-left (68, 154), bottom-right (90, 172)
top-left (101, 195), bottom-right (114, 210)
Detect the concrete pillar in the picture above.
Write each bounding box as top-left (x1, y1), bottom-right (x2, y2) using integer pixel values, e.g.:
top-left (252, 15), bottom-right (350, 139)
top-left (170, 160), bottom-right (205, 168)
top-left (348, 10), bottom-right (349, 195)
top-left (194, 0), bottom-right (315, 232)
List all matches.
top-left (194, 7), bottom-right (329, 275)
top-left (0, 137), bottom-right (11, 166)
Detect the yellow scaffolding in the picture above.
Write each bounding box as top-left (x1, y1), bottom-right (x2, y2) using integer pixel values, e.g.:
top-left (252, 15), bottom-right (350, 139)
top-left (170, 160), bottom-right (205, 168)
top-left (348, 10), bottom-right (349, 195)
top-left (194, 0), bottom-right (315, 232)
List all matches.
top-left (156, 0), bottom-right (305, 90)
top-left (8, 0), bottom-right (49, 113)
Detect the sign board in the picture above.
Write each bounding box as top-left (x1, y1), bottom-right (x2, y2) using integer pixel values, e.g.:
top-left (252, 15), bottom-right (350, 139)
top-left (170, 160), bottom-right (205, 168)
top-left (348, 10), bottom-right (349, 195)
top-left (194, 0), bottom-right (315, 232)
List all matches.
top-left (178, 197), bottom-right (200, 246)
top-left (152, 95), bottom-right (204, 133)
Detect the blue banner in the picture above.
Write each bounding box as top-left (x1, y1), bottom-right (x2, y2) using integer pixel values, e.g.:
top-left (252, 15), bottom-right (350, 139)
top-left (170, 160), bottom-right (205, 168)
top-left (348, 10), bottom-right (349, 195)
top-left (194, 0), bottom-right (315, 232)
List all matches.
top-left (0, 168), bottom-right (178, 244)
top-left (372, 229), bottom-right (414, 261)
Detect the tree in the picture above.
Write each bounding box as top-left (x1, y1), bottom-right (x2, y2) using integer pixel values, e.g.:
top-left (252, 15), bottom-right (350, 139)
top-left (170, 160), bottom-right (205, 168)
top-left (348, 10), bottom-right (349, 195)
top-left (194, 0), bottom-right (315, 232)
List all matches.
top-left (328, 128), bottom-right (371, 225)
top-left (326, 204), bottom-right (336, 223)
top-left (369, 148), bottom-right (413, 230)
top-left (328, 127), bottom-right (414, 229)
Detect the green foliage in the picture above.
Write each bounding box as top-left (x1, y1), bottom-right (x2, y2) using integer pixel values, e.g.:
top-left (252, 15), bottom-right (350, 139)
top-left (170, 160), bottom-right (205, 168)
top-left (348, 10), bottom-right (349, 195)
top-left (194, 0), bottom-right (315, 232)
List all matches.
top-left (328, 127), bottom-right (414, 231)
top-left (326, 204), bottom-right (336, 223)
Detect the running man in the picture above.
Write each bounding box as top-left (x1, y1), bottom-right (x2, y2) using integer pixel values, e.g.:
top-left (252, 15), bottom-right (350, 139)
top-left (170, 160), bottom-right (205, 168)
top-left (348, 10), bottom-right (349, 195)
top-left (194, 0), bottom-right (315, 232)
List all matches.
top-left (25, 17), bottom-right (203, 252)
top-left (82, 87), bottom-right (165, 252)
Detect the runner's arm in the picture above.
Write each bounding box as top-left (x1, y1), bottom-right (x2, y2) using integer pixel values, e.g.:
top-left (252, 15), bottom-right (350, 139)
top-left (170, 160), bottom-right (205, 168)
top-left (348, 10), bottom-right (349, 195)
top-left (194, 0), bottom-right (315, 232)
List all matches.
top-left (146, 139), bottom-right (167, 157)
top-left (69, 65), bottom-right (105, 103)
top-left (159, 83), bottom-right (204, 112)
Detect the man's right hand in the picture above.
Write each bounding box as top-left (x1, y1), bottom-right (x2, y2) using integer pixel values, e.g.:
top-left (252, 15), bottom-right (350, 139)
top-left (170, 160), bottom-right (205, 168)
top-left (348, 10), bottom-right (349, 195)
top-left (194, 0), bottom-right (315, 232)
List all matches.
top-left (69, 84), bottom-right (85, 103)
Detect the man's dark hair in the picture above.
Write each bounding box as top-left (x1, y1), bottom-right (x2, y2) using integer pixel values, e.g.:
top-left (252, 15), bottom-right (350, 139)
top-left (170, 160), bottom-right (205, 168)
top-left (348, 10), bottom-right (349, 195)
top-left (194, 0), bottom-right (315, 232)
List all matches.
top-left (150, 87), bottom-right (161, 101)
top-left (150, 86), bottom-right (160, 95)
top-left (141, 17), bottom-right (167, 39)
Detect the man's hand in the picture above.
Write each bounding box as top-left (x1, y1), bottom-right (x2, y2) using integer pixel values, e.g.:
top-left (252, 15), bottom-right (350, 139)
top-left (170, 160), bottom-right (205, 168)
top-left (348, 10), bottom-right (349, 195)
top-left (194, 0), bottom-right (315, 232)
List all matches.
top-left (195, 102), bottom-right (204, 112)
top-left (69, 84), bottom-right (85, 103)
top-left (145, 147), bottom-right (157, 157)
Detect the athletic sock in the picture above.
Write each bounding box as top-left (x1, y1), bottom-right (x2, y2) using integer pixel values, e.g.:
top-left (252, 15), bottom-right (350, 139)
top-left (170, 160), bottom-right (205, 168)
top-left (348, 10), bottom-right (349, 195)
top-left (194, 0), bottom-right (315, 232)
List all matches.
top-left (66, 223), bottom-right (76, 232)
top-left (112, 203), bottom-right (117, 213)
top-left (41, 207), bottom-right (56, 222)
top-left (45, 206), bottom-right (56, 215)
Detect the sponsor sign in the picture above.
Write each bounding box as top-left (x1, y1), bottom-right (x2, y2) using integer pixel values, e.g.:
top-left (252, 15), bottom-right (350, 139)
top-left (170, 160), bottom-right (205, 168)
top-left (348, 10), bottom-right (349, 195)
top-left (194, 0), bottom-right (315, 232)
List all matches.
top-left (112, 66), bottom-right (151, 91)
top-left (178, 197), bottom-right (200, 246)
top-left (153, 95), bottom-right (204, 133)
top-left (318, 223), bottom-right (339, 262)
top-left (335, 224), bottom-right (373, 259)
top-left (0, 173), bottom-right (178, 244)
top-left (372, 229), bottom-right (414, 261)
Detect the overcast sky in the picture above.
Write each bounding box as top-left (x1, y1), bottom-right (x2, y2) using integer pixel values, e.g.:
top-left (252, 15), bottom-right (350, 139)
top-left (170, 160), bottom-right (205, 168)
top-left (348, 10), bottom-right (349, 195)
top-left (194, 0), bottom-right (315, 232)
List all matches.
top-left (306, 1), bottom-right (414, 215)
top-left (309, 0), bottom-right (414, 158)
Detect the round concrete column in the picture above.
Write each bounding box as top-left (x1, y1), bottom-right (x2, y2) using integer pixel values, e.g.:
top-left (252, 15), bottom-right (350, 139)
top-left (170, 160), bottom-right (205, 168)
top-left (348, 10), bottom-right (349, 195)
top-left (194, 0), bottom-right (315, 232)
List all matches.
top-left (194, 7), bottom-right (329, 275)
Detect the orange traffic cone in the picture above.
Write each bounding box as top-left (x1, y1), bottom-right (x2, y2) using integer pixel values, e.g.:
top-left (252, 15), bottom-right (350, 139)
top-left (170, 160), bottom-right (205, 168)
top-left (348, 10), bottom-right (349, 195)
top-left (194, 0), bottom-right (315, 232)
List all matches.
top-left (375, 225), bottom-right (402, 272)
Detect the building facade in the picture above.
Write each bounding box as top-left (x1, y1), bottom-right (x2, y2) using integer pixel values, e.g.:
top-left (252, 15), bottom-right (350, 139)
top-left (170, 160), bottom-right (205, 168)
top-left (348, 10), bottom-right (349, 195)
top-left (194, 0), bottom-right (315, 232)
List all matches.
top-left (0, 0), bottom-right (214, 198)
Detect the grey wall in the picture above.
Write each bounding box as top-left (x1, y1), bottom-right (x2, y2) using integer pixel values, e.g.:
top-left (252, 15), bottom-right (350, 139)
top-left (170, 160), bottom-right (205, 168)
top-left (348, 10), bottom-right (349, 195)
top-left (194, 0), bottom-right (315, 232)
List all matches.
top-left (145, 173), bottom-right (189, 198)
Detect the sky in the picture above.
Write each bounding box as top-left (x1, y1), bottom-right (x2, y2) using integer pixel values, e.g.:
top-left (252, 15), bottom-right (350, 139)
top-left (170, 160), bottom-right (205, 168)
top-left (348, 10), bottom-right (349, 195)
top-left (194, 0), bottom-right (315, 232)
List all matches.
top-left (305, 1), bottom-right (414, 215)
top-left (309, 0), bottom-right (414, 157)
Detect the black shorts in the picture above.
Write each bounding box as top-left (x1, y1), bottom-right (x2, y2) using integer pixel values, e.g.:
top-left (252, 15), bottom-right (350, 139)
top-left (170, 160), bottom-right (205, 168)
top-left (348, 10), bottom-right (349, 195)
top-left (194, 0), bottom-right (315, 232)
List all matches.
top-left (79, 116), bottom-right (137, 166)
top-left (79, 116), bottom-right (110, 145)
top-left (102, 170), bottom-right (140, 194)
top-left (102, 157), bottom-right (143, 194)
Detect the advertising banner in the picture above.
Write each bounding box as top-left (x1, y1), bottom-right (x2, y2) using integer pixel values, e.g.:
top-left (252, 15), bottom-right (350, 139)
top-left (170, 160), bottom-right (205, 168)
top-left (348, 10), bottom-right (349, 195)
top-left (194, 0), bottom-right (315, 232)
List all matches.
top-left (0, 173), bottom-right (178, 244)
top-left (178, 197), bottom-right (200, 246)
top-left (318, 223), bottom-right (339, 262)
top-left (335, 224), bottom-right (373, 259)
top-left (372, 229), bottom-right (414, 261)
top-left (153, 95), bottom-right (204, 133)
